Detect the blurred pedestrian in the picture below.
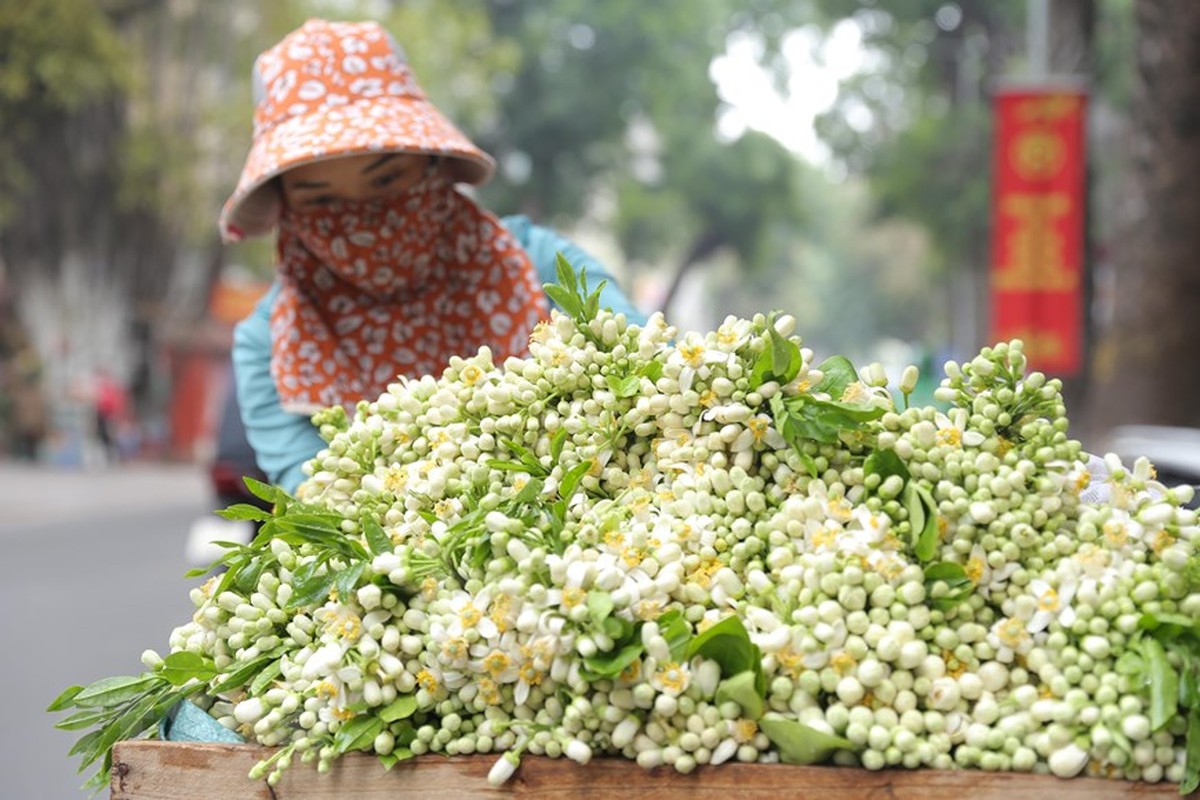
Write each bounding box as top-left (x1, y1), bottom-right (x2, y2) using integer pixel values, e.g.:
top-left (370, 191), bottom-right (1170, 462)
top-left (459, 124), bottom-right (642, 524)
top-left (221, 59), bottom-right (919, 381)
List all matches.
top-left (93, 369), bottom-right (129, 464)
top-left (9, 344), bottom-right (47, 461)
top-left (223, 19), bottom-right (643, 493)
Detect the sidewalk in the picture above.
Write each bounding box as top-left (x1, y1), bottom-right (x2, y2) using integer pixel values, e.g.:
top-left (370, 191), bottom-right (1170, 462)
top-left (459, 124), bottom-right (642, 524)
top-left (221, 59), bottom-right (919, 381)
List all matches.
top-left (0, 460), bottom-right (208, 533)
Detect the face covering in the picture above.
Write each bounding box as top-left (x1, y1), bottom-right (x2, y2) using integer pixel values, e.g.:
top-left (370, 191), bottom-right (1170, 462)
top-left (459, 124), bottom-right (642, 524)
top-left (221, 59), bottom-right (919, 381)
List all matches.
top-left (269, 171), bottom-right (549, 413)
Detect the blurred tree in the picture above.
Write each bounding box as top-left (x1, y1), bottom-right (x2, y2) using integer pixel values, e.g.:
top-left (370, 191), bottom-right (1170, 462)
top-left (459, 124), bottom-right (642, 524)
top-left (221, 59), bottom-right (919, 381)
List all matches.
top-left (474, 0), bottom-right (812, 320)
top-left (810, 1), bottom-right (1024, 359)
top-left (1086, 1), bottom-right (1200, 432)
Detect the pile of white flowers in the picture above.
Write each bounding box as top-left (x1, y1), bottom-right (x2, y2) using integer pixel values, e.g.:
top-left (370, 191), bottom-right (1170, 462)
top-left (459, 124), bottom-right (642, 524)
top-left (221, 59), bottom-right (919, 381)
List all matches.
top-left (54, 267), bottom-right (1200, 794)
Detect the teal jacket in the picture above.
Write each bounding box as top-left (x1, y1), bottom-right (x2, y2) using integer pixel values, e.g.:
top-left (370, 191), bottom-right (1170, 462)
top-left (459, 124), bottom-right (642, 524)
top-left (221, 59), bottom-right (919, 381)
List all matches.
top-left (232, 215), bottom-right (645, 493)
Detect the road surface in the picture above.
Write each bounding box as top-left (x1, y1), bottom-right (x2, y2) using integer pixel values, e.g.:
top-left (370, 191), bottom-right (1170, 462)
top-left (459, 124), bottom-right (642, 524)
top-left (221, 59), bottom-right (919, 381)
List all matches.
top-left (0, 461), bottom-right (217, 799)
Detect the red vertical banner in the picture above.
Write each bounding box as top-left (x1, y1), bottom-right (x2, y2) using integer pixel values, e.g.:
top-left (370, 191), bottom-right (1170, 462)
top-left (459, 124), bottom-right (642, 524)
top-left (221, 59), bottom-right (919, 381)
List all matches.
top-left (989, 88), bottom-right (1087, 375)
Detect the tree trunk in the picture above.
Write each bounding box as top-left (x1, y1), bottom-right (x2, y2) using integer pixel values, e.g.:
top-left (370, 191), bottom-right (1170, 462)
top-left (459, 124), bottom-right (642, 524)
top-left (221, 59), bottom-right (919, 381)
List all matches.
top-left (657, 229), bottom-right (725, 320)
top-left (1085, 1), bottom-right (1200, 436)
top-left (1048, 0), bottom-right (1096, 435)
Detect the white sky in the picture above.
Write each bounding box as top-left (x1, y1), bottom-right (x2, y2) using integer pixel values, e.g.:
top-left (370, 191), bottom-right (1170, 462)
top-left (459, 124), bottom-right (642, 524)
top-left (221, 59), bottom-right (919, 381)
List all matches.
top-left (709, 19), bottom-right (870, 164)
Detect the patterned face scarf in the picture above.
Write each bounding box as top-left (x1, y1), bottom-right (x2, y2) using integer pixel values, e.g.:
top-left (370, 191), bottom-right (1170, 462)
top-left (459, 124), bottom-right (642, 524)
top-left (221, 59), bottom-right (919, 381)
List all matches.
top-left (269, 171), bottom-right (549, 413)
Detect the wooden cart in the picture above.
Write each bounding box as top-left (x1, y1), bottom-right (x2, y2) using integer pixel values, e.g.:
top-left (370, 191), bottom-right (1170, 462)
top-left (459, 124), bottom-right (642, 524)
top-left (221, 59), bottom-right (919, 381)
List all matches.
top-left (110, 741), bottom-right (1192, 799)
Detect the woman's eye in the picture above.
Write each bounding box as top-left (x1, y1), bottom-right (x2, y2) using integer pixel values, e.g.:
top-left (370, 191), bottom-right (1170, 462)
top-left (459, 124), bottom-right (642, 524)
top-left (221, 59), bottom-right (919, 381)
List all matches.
top-left (371, 169), bottom-right (407, 189)
top-left (304, 195), bottom-right (337, 207)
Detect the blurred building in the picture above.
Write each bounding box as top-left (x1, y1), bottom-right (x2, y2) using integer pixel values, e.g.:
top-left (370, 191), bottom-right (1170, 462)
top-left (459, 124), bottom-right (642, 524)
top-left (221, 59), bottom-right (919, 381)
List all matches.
top-left (164, 274), bottom-right (269, 462)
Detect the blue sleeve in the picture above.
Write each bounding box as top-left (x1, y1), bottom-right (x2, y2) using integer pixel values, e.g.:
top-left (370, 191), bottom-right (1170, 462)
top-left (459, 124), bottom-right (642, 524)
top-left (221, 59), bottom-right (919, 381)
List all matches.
top-left (231, 281), bottom-right (325, 494)
top-left (501, 215), bottom-right (646, 325)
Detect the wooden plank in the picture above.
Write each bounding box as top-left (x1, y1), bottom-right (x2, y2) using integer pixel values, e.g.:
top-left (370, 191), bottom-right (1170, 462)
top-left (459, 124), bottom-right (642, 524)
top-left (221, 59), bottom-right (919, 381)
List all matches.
top-left (110, 741), bottom-right (1192, 799)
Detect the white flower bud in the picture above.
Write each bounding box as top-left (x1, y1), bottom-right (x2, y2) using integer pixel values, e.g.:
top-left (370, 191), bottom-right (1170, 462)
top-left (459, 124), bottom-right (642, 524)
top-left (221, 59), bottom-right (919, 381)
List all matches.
top-left (1047, 743), bottom-right (1088, 778)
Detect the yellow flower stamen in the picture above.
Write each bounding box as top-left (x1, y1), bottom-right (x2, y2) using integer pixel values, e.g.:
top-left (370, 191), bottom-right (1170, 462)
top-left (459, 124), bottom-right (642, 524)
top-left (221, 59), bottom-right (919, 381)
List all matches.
top-left (748, 417), bottom-right (769, 445)
top-left (679, 344), bottom-right (705, 368)
top-left (830, 651), bottom-right (857, 676)
top-left (732, 719), bottom-right (758, 743)
top-left (459, 605), bottom-right (483, 628)
top-left (460, 364), bottom-right (484, 386)
top-left (965, 556), bottom-right (985, 586)
top-left (840, 382), bottom-right (869, 404)
top-left (482, 651), bottom-right (512, 677)
top-left (654, 662), bottom-right (688, 694)
top-left (936, 427), bottom-right (961, 447)
top-left (1037, 587), bottom-right (1060, 612)
top-left (562, 587), bottom-right (587, 609)
top-left (383, 466), bottom-right (409, 495)
top-left (416, 669), bottom-right (439, 693)
top-left (489, 595), bottom-right (513, 633)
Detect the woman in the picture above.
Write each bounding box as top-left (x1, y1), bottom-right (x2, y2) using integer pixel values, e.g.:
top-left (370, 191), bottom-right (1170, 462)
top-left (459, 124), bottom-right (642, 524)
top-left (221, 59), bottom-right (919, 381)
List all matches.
top-left (223, 19), bottom-right (643, 493)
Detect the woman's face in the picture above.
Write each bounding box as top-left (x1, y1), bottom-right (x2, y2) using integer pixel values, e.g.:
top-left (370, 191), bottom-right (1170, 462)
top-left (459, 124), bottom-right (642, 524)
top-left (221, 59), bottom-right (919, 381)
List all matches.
top-left (280, 152), bottom-right (433, 210)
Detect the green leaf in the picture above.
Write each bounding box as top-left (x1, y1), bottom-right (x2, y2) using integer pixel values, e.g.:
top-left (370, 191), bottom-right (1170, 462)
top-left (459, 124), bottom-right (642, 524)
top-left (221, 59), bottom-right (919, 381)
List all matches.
top-left (53, 708), bottom-right (111, 731)
top-left (585, 282), bottom-right (607, 321)
top-left (906, 483), bottom-right (940, 562)
top-left (233, 555), bottom-right (268, 595)
top-left (814, 356), bottom-right (859, 399)
top-left (759, 714), bottom-right (857, 765)
top-left (685, 615), bottom-right (764, 695)
top-left (601, 615), bottom-right (632, 642)
top-left (67, 728), bottom-right (105, 760)
top-left (1180, 653), bottom-right (1199, 708)
top-left (558, 460), bottom-right (592, 503)
top-left (379, 747), bottom-right (415, 769)
top-left (243, 476), bottom-right (285, 506)
top-left (47, 685), bottom-right (84, 712)
top-left (554, 252), bottom-right (578, 294)
top-left (1114, 650), bottom-right (1146, 683)
top-left (249, 660), bottom-right (284, 696)
top-left (581, 642), bottom-right (644, 681)
top-left (71, 675), bottom-right (159, 709)
top-left (1139, 612), bottom-right (1200, 641)
top-left (606, 373), bottom-right (641, 399)
top-left (363, 518), bottom-right (392, 557)
top-left (379, 695), bottom-right (419, 723)
top-left (487, 459), bottom-right (537, 473)
top-left (159, 652), bottom-right (217, 687)
top-left (215, 504), bottom-right (272, 522)
top-left (334, 562), bottom-right (367, 602)
top-left (587, 590), bottom-right (614, 624)
top-left (1142, 638), bottom-right (1180, 731)
top-left (550, 428), bottom-right (567, 463)
top-left (864, 449), bottom-right (910, 483)
top-left (716, 671), bottom-right (764, 720)
top-left (288, 568), bottom-right (339, 609)
top-left (641, 361), bottom-right (664, 383)
top-left (657, 610), bottom-right (692, 661)
top-left (923, 562), bottom-right (975, 610)
top-left (334, 715), bottom-right (385, 755)
top-left (212, 654), bottom-right (274, 694)
top-left (750, 326), bottom-right (800, 390)
top-left (544, 284), bottom-right (583, 318)
top-left (512, 477), bottom-right (543, 505)
top-left (1183, 708), bottom-right (1200, 795)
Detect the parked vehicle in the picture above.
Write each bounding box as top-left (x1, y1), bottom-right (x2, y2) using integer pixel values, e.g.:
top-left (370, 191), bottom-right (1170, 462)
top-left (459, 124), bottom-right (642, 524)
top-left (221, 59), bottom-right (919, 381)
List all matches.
top-left (185, 379), bottom-right (271, 565)
top-left (1105, 425), bottom-right (1200, 509)
top-left (209, 378), bottom-right (271, 512)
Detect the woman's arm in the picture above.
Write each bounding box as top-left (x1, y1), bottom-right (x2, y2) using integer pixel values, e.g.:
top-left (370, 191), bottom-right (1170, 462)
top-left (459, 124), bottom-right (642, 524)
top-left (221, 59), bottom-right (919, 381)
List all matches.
top-left (500, 215), bottom-right (646, 325)
top-left (231, 282), bottom-right (325, 494)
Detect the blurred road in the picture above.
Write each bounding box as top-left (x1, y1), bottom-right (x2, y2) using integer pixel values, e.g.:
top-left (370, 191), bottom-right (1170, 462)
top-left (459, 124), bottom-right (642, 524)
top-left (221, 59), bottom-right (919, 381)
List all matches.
top-left (0, 461), bottom-right (215, 799)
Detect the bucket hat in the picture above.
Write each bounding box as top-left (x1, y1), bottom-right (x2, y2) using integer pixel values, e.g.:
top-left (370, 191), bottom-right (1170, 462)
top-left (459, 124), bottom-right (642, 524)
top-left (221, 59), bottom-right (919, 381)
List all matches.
top-left (219, 18), bottom-right (495, 241)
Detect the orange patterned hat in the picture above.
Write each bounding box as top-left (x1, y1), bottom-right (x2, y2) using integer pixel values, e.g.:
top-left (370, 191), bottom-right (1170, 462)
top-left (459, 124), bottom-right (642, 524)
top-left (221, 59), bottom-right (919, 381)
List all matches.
top-left (219, 19), bottom-right (495, 241)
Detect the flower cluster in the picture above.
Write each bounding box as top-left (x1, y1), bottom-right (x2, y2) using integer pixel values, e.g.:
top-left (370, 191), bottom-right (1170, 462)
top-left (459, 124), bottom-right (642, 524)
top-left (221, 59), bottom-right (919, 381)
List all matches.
top-left (54, 270), bottom-right (1200, 794)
